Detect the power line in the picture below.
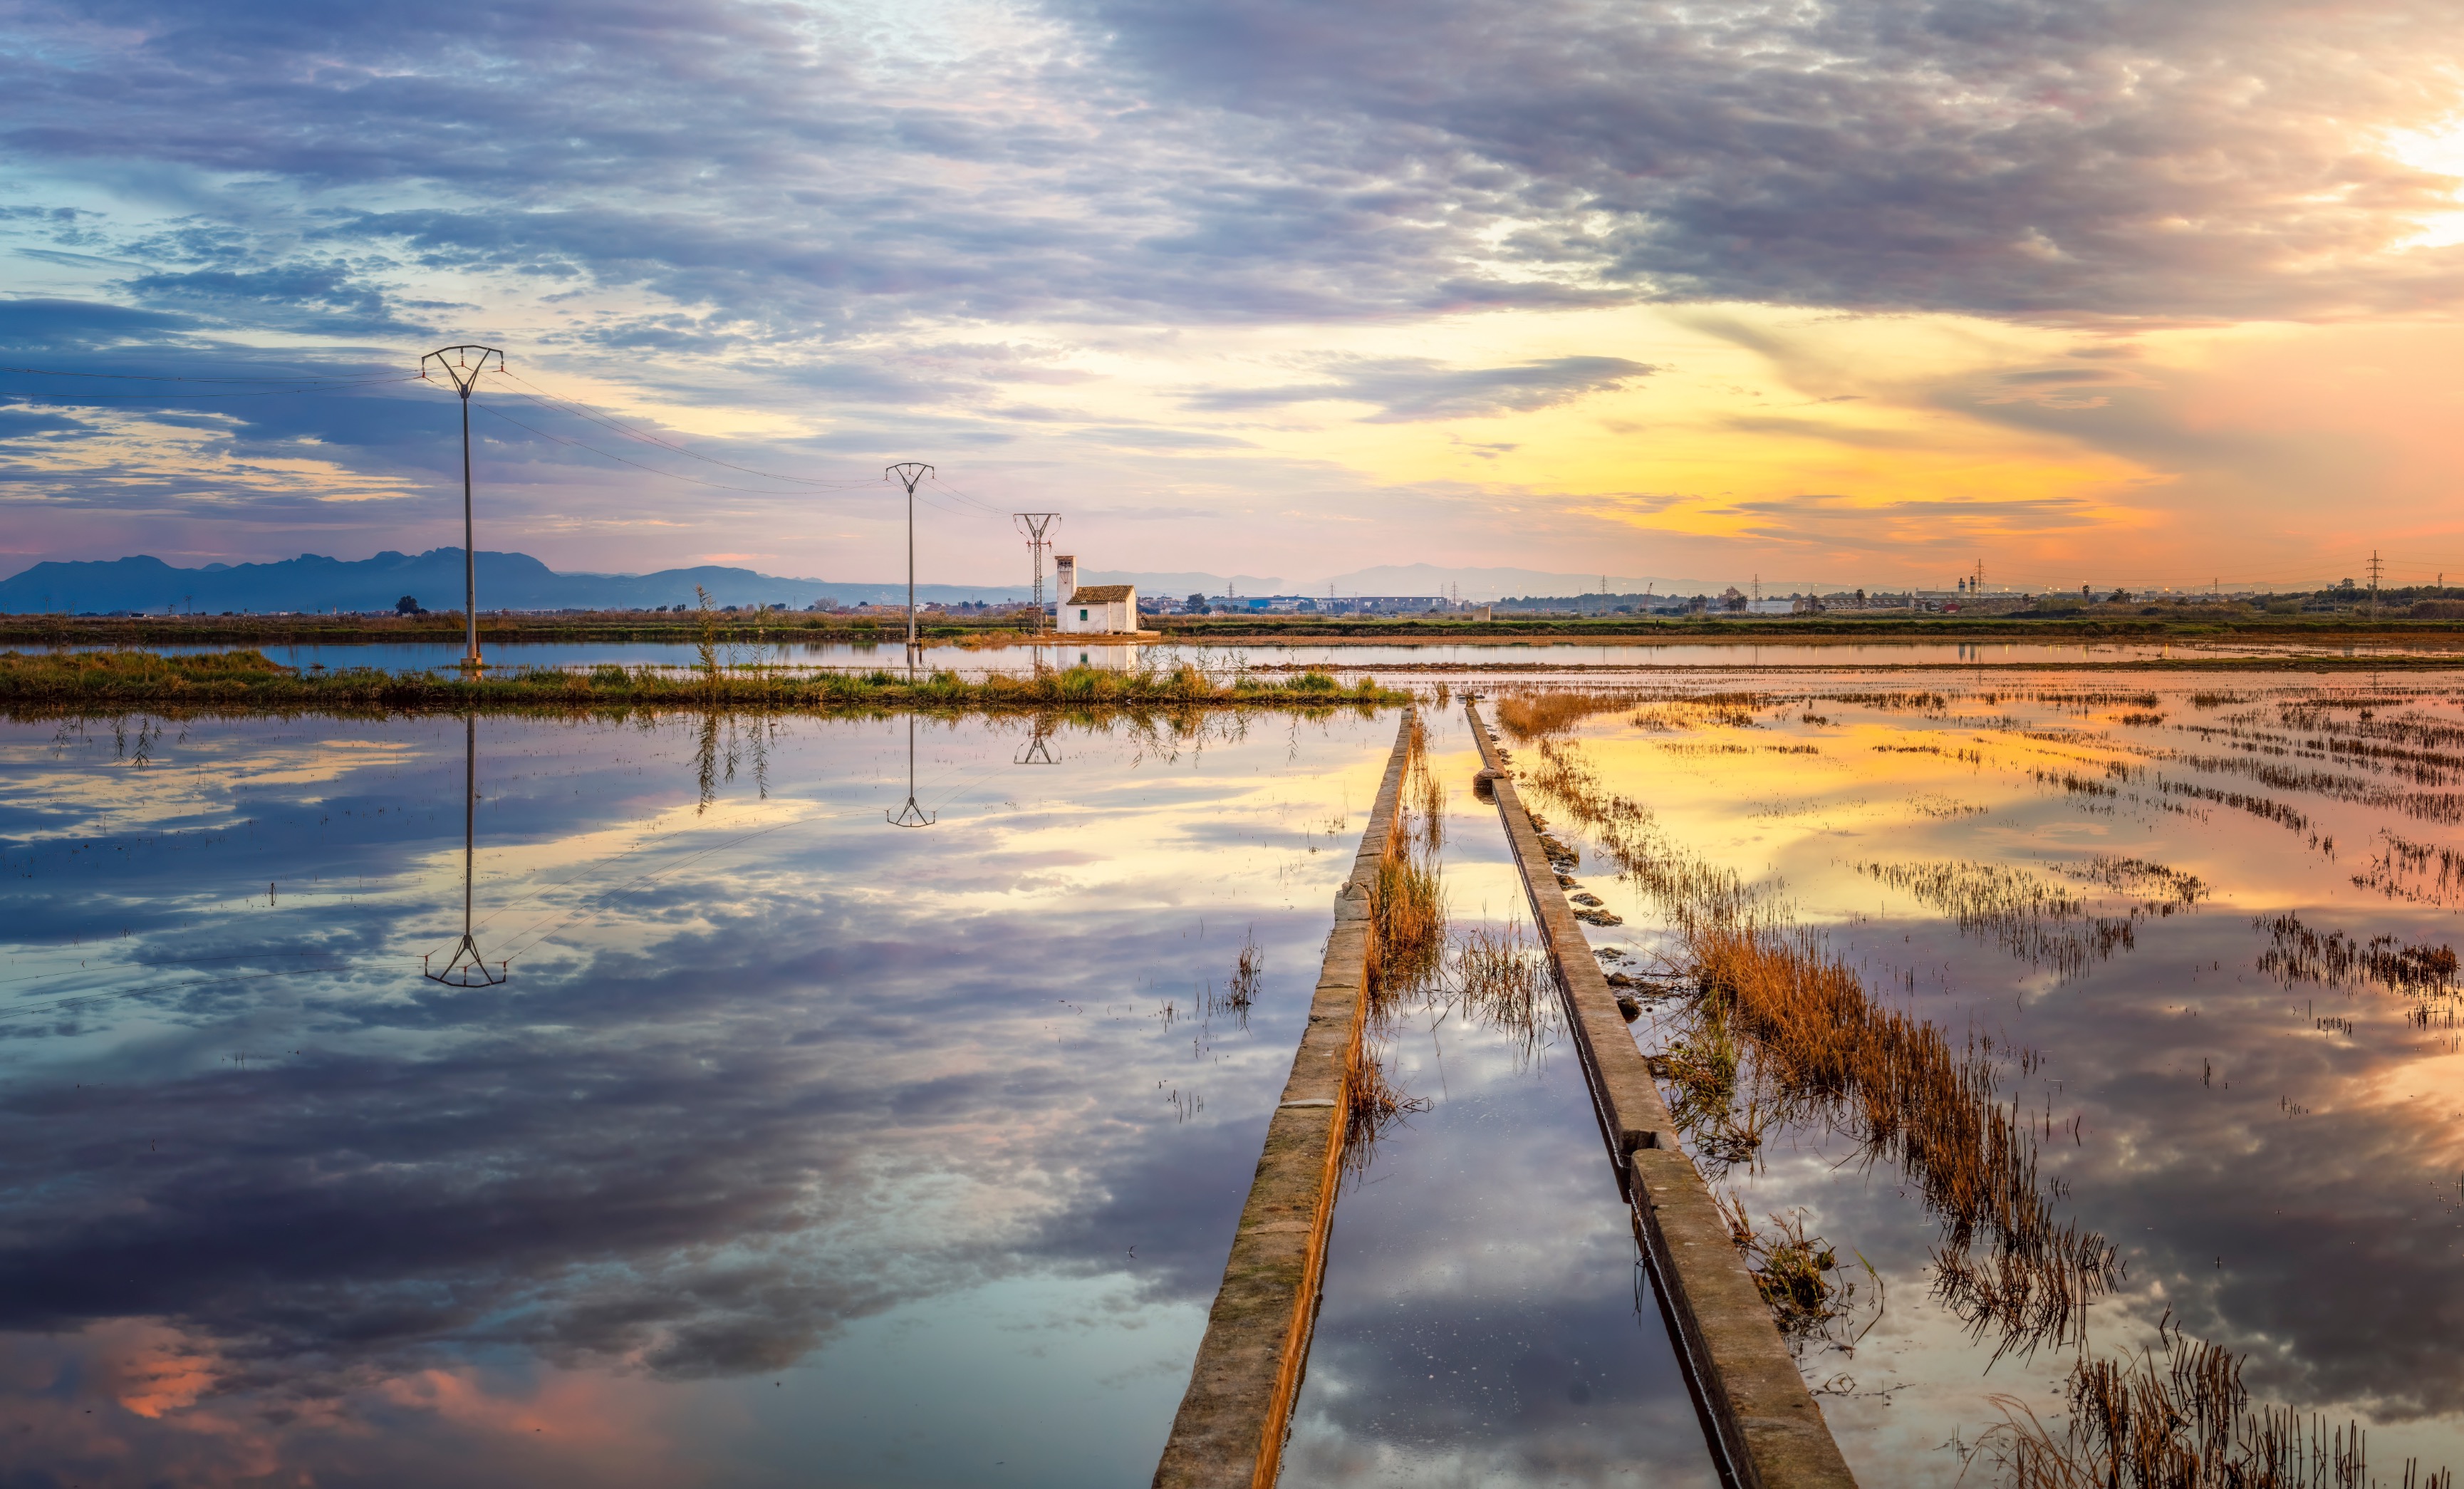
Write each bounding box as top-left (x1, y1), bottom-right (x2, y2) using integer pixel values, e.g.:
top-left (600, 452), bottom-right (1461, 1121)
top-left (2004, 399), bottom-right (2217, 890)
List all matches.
top-left (0, 376), bottom-right (420, 400)
top-left (1015, 512), bottom-right (1060, 633)
top-left (0, 363), bottom-right (411, 384)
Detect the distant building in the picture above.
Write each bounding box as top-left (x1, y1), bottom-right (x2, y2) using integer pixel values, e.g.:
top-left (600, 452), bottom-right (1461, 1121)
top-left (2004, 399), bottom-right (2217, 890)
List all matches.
top-left (1054, 556), bottom-right (1138, 633)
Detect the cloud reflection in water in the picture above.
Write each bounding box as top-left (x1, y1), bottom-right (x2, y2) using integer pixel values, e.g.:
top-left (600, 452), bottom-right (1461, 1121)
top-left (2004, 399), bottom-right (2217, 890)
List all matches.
top-left (0, 710), bottom-right (1399, 1485)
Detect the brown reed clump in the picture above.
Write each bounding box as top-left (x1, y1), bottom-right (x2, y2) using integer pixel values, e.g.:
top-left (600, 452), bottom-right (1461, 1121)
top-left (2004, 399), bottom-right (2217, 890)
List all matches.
top-left (1513, 720), bottom-right (2117, 1356)
top-left (2255, 913), bottom-right (2460, 996)
top-left (1715, 1195), bottom-right (1878, 1351)
top-left (1979, 1314), bottom-right (2453, 1489)
top-left (1857, 858), bottom-right (2152, 980)
top-left (1449, 917), bottom-right (1558, 1066)
top-left (1495, 689), bottom-right (1638, 740)
top-left (1341, 1045), bottom-right (1431, 1186)
top-left (1366, 781), bottom-right (1447, 1006)
top-left (1688, 919), bottom-right (2122, 1359)
top-left (1224, 928), bottom-right (1263, 1010)
top-left (1404, 709), bottom-right (1447, 851)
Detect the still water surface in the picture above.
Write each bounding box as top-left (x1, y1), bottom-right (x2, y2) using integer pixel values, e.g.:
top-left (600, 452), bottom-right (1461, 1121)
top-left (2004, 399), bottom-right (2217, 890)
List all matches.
top-left (1524, 673), bottom-right (2464, 1483)
top-left (0, 710), bottom-right (1423, 1485)
top-left (110, 633), bottom-right (2464, 678)
top-left (1282, 709), bottom-right (1717, 1487)
top-left (19, 666), bottom-right (2464, 1485)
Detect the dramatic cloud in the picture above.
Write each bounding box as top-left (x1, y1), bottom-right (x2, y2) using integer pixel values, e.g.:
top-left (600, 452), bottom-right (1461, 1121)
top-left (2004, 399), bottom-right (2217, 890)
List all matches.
top-left (5, 0), bottom-right (2464, 583)
top-left (1188, 356), bottom-right (1652, 422)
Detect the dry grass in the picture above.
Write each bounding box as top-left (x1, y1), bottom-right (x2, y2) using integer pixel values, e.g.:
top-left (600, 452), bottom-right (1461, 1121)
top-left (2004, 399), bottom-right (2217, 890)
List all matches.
top-left (1341, 1045), bottom-right (1430, 1186)
top-left (2255, 913), bottom-right (2460, 995)
top-left (1368, 714), bottom-right (1447, 1006)
top-left (1688, 920), bottom-right (2121, 1359)
top-left (1225, 928), bottom-right (1262, 1010)
top-left (1495, 689), bottom-right (1638, 740)
top-left (1856, 858), bottom-right (2146, 980)
top-left (1449, 917), bottom-right (1556, 1066)
top-left (1716, 1196), bottom-right (1879, 1351)
top-left (1512, 722), bottom-right (2118, 1359)
top-left (1977, 1314), bottom-right (2451, 1489)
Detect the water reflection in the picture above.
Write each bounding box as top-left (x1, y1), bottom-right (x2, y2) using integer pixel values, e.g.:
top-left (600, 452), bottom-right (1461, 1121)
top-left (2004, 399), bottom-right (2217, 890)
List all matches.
top-left (0, 710), bottom-right (1402, 1485)
top-left (424, 715), bottom-right (507, 987)
top-left (108, 633), bottom-right (2464, 682)
top-left (888, 714), bottom-right (935, 827)
top-left (1017, 715), bottom-right (1060, 767)
top-left (1282, 714), bottom-right (1717, 1488)
top-left (1531, 676), bottom-right (2464, 1483)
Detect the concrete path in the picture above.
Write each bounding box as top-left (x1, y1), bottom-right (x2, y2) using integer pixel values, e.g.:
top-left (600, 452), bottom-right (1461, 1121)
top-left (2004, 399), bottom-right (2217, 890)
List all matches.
top-left (1152, 708), bottom-right (1415, 1489)
top-left (1465, 697), bottom-right (1858, 1489)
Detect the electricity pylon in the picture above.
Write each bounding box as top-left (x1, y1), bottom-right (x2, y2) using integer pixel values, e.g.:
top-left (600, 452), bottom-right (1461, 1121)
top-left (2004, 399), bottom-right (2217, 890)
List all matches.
top-left (885, 462), bottom-right (935, 673)
top-left (1014, 512), bottom-right (1061, 633)
top-left (425, 714), bottom-right (506, 987)
top-left (1016, 714), bottom-right (1059, 765)
top-left (888, 715), bottom-right (936, 827)
top-left (420, 345), bottom-right (506, 670)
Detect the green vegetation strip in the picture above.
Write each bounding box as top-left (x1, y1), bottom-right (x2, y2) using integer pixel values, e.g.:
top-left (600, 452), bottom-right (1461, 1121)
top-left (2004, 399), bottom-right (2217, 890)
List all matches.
top-left (24, 608), bottom-right (2464, 648)
top-left (1465, 697), bottom-right (1858, 1489)
top-left (1153, 710), bottom-right (1415, 1489)
top-left (0, 649), bottom-right (1404, 713)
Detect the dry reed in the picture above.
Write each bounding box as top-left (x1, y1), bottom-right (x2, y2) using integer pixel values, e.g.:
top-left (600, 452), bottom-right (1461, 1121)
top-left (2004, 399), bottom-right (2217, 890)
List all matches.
top-left (1367, 713), bottom-right (1447, 1004)
top-left (1449, 916), bottom-right (1558, 1067)
top-left (1514, 725), bottom-right (2119, 1359)
top-left (1341, 1045), bottom-right (1430, 1186)
top-left (1715, 1196), bottom-right (1880, 1351)
top-left (2255, 914), bottom-right (2460, 995)
top-left (1977, 1314), bottom-right (2452, 1489)
top-left (1856, 859), bottom-right (2146, 979)
top-left (1225, 928), bottom-right (1262, 1010)
top-left (1495, 690), bottom-right (1640, 740)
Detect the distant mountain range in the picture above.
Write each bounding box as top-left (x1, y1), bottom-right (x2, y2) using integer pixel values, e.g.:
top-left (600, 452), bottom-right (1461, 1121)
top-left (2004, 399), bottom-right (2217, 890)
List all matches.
top-left (0, 549), bottom-right (1814, 615)
top-left (0, 550), bottom-right (1039, 615)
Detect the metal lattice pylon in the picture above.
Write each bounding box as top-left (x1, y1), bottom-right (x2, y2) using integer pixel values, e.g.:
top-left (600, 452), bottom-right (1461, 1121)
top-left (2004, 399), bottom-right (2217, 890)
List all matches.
top-left (425, 715), bottom-right (507, 985)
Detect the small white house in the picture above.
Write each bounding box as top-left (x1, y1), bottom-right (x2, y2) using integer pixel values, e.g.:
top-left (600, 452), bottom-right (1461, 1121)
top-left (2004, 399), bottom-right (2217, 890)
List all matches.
top-left (1054, 556), bottom-right (1138, 633)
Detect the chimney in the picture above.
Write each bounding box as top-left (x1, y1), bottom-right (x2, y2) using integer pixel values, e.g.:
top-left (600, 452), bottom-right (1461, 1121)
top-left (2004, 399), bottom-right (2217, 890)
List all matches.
top-left (1054, 555), bottom-right (1077, 606)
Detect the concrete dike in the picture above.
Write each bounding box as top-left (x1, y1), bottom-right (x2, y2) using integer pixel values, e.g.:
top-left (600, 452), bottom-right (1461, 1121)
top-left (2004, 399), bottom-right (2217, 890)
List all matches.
top-left (1465, 697), bottom-right (1857, 1489)
top-left (1153, 707), bottom-right (1415, 1489)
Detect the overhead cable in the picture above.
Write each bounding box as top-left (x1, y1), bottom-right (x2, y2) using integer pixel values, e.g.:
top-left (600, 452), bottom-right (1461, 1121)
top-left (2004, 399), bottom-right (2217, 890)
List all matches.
top-left (0, 363), bottom-right (410, 384)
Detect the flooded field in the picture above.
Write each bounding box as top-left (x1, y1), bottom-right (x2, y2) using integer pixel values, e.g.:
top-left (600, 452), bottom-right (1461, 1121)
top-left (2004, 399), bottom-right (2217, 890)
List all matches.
top-left (1497, 670), bottom-right (2464, 1485)
top-left (0, 708), bottom-right (1412, 1487)
top-left (11, 659), bottom-right (2463, 1487)
top-left (1282, 710), bottom-right (1715, 1488)
top-left (104, 633), bottom-right (2464, 682)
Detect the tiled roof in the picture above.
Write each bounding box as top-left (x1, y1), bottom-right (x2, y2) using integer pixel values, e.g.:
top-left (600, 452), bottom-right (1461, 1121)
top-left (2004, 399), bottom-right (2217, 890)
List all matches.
top-left (1068, 584), bottom-right (1135, 602)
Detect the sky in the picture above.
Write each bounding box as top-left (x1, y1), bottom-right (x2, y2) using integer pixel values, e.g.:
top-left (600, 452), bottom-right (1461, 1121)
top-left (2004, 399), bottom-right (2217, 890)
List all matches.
top-left (6, 0), bottom-right (2464, 593)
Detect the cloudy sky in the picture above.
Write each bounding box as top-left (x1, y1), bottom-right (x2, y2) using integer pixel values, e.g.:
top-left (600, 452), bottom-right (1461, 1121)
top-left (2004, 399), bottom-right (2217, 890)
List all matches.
top-left (6, 0), bottom-right (2464, 591)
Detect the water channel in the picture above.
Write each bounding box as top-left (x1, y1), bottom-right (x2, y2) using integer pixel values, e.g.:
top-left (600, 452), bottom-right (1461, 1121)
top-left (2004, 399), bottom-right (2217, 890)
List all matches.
top-left (0, 711), bottom-right (1419, 1485)
top-left (10, 654), bottom-right (2464, 1485)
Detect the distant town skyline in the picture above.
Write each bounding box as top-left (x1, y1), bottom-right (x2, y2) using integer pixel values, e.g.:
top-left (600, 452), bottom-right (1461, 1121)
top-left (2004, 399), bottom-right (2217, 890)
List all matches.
top-left (8, 0), bottom-right (2464, 593)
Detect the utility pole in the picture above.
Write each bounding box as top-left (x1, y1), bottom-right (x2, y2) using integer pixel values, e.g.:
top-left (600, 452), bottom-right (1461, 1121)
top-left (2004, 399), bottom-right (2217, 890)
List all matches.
top-left (2368, 549), bottom-right (2384, 617)
top-left (420, 344), bottom-right (506, 670)
top-left (1014, 512), bottom-right (1060, 633)
top-left (888, 715), bottom-right (935, 827)
top-left (423, 714), bottom-right (506, 986)
top-left (885, 462), bottom-right (935, 671)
